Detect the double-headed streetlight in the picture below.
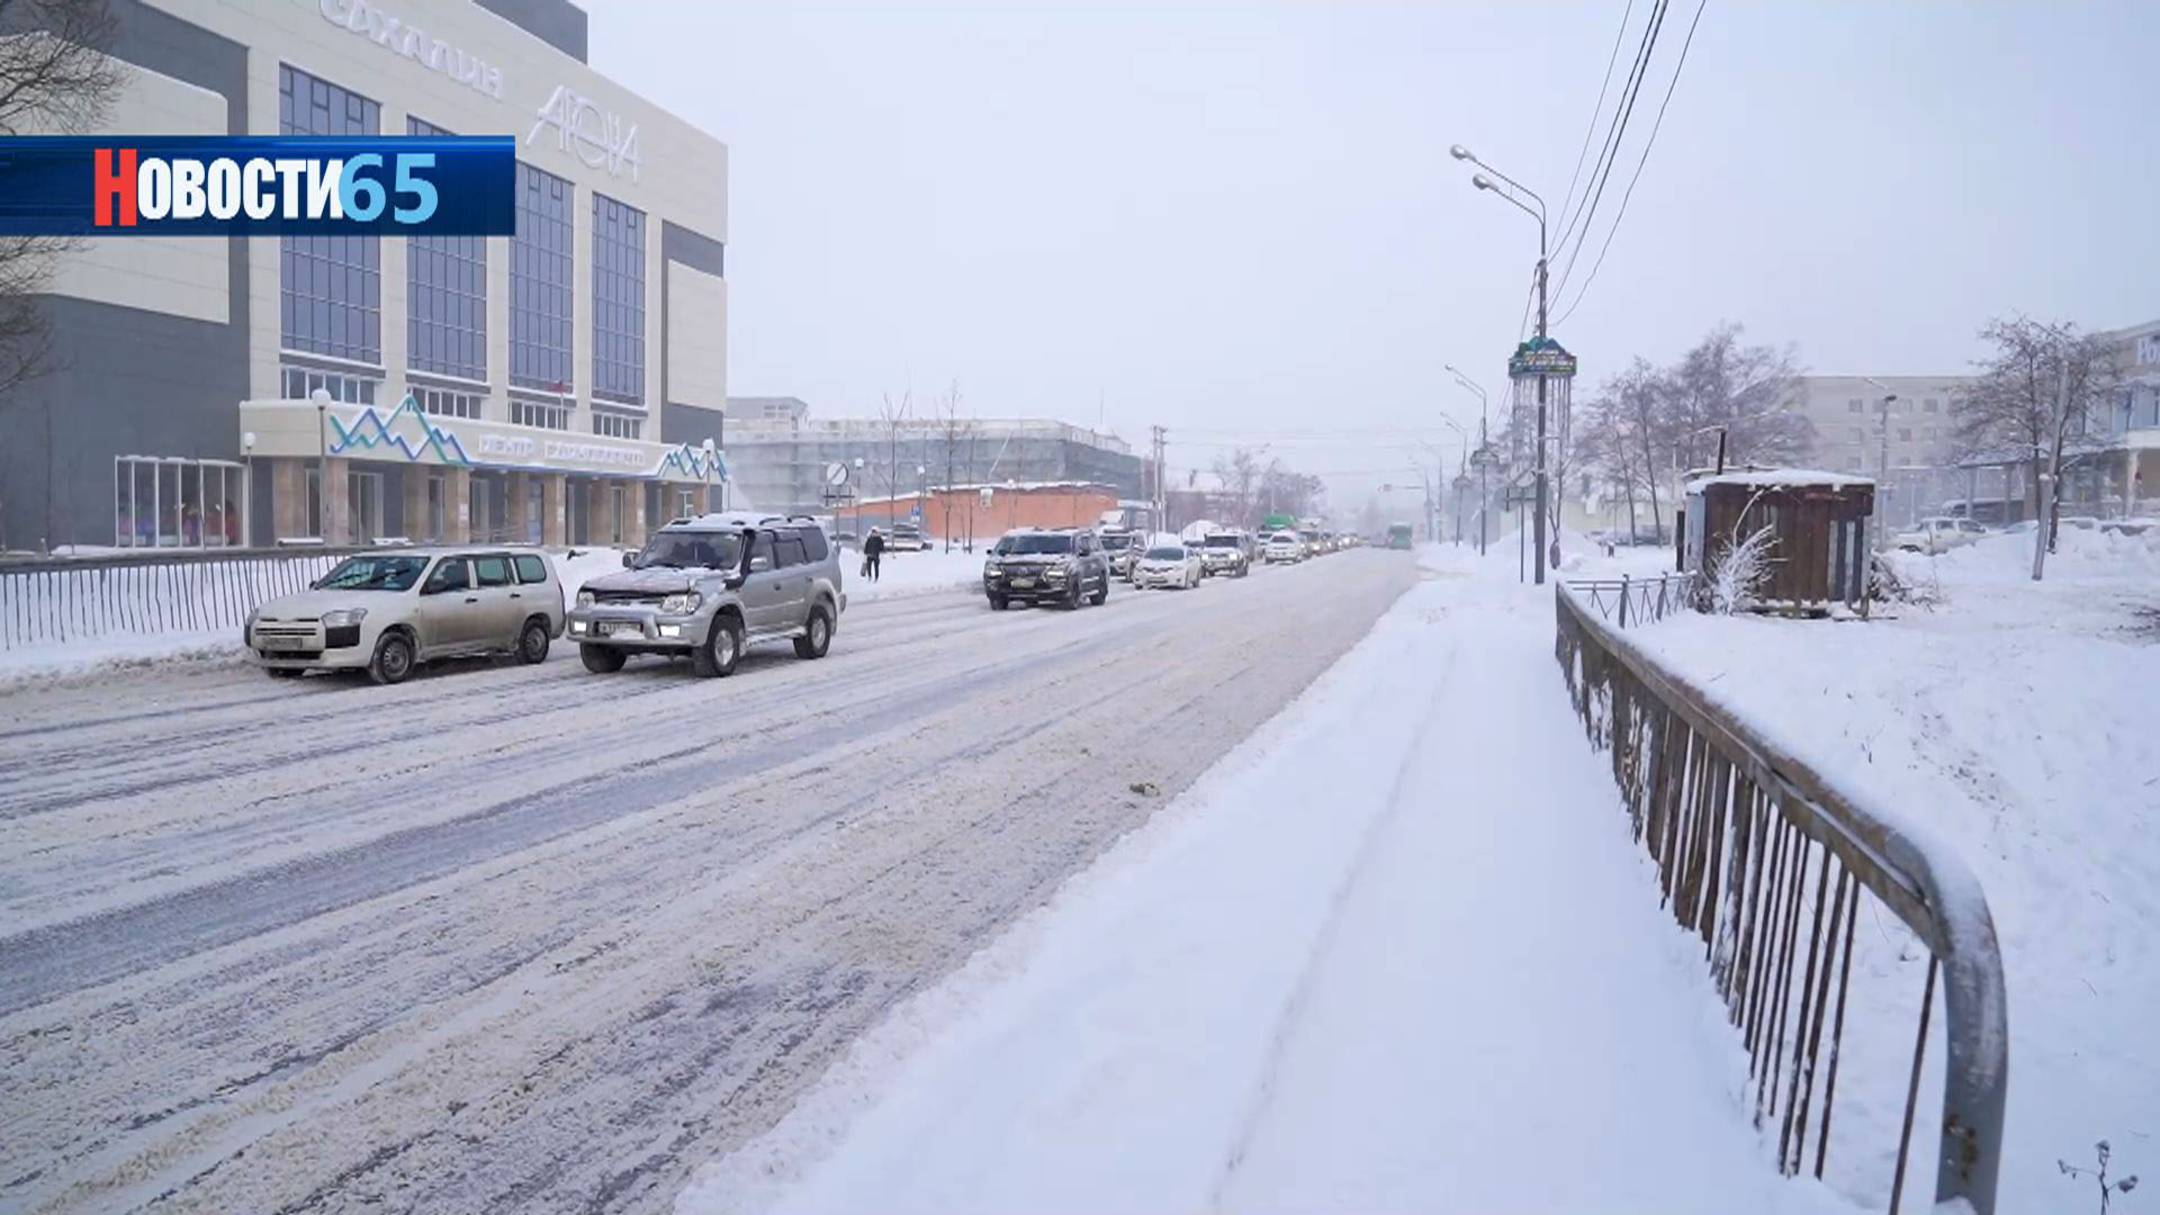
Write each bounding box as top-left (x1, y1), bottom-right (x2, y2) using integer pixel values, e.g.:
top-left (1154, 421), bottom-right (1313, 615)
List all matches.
top-left (1445, 364), bottom-right (1495, 556)
top-left (1452, 143), bottom-right (1555, 583)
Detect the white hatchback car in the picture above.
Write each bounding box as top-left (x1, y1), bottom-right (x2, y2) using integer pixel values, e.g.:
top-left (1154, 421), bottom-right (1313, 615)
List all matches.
top-left (1893, 516), bottom-right (1986, 554)
top-left (248, 548), bottom-right (564, 684)
top-left (1134, 543), bottom-right (1205, 589)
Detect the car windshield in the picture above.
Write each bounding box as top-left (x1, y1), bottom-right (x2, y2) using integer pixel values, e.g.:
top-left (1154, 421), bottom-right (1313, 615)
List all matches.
top-left (995, 534), bottom-right (1074, 555)
top-left (315, 555), bottom-right (429, 591)
top-left (1145, 546), bottom-right (1185, 560)
top-left (635, 530), bottom-right (744, 570)
top-left (1205, 535), bottom-right (1239, 548)
top-left (1101, 534), bottom-right (1134, 550)
top-left (1272, 533), bottom-right (1297, 543)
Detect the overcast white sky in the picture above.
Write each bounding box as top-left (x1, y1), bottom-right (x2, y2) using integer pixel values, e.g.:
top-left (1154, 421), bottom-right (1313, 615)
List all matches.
top-left (589, 1), bottom-right (2158, 505)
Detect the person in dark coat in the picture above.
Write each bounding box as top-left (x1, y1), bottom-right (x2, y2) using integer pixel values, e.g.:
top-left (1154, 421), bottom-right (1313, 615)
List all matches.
top-left (861, 528), bottom-right (885, 581)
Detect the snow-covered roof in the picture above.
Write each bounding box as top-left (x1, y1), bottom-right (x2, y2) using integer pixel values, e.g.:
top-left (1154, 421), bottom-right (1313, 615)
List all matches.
top-left (1684, 468), bottom-right (1874, 495)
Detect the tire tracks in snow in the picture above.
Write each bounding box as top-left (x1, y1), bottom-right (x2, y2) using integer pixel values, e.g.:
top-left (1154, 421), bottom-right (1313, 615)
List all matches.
top-left (1207, 616), bottom-right (1463, 1209)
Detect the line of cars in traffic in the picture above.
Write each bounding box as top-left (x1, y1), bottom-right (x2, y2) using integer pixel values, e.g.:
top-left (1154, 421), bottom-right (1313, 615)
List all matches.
top-left (239, 510), bottom-right (1370, 687)
top-left (983, 522), bottom-right (1359, 606)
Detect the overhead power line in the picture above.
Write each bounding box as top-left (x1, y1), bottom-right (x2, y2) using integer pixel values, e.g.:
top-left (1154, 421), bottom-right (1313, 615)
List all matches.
top-left (1552, 0), bottom-right (1640, 242)
top-left (1552, 0), bottom-right (1671, 292)
top-left (1555, 0), bottom-right (1709, 327)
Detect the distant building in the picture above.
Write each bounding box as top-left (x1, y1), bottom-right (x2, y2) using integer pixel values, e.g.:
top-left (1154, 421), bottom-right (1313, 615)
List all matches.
top-left (2091, 318), bottom-right (2160, 518)
top-left (1788, 375), bottom-right (1976, 528)
top-left (845, 482), bottom-right (1121, 547)
top-left (724, 398), bottom-right (1144, 517)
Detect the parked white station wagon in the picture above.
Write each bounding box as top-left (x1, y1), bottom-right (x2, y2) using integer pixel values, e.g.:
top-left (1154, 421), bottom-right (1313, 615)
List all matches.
top-left (247, 548), bottom-right (565, 684)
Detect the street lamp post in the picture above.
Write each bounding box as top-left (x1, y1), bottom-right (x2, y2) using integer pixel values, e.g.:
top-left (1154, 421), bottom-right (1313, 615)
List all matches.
top-left (1447, 368), bottom-right (1498, 558)
top-left (1864, 378), bottom-right (1899, 546)
top-left (1454, 143), bottom-right (1552, 583)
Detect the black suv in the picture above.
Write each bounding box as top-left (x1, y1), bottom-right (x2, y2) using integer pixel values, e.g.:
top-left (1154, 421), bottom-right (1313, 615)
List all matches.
top-left (983, 527), bottom-right (1112, 610)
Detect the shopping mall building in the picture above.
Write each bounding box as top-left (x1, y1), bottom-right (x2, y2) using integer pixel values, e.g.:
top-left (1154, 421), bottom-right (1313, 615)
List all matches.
top-left (1, 0), bottom-right (729, 552)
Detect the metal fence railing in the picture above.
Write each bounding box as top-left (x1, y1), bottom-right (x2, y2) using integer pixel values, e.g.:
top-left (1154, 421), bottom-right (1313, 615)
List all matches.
top-left (1555, 582), bottom-right (2006, 1213)
top-left (1565, 571), bottom-right (1696, 628)
top-left (0, 548), bottom-right (354, 651)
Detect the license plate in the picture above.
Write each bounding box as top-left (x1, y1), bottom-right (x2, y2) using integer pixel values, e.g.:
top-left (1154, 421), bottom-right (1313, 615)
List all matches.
top-left (261, 635), bottom-right (309, 651)
top-left (1010, 577), bottom-right (1034, 589)
top-left (605, 622), bottom-right (641, 637)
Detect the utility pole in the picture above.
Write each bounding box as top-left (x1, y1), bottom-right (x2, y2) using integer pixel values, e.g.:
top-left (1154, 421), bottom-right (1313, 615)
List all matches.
top-left (1150, 425), bottom-right (1168, 534)
top-left (1875, 389), bottom-right (1897, 549)
top-left (1534, 235), bottom-right (1549, 584)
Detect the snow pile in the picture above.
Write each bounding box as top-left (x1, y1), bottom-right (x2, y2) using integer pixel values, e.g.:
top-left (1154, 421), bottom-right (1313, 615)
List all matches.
top-left (843, 547), bottom-right (984, 603)
top-left (674, 552), bottom-right (1858, 1215)
top-left (1884, 526), bottom-right (2160, 588)
top-left (1630, 527), bottom-right (2160, 1213)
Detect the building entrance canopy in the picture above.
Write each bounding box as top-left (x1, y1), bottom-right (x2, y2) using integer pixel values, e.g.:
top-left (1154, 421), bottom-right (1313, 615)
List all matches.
top-left (239, 396), bottom-right (726, 485)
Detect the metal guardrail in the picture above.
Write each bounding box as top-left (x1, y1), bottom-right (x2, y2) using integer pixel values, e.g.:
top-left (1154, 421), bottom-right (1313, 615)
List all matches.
top-left (1565, 571), bottom-right (1696, 628)
top-left (0, 547), bottom-right (359, 651)
top-left (1554, 583), bottom-right (2006, 1213)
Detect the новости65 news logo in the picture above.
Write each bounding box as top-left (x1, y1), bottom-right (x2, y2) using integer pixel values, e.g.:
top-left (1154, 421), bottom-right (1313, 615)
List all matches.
top-left (0, 135), bottom-right (514, 236)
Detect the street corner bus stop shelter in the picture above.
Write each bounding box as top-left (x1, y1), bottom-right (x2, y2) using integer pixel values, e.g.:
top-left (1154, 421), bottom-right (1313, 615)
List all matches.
top-left (1682, 468), bottom-right (1877, 615)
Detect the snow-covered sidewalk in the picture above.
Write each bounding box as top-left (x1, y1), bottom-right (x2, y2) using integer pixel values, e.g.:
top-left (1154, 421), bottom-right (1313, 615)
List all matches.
top-left (676, 548), bottom-right (1855, 1215)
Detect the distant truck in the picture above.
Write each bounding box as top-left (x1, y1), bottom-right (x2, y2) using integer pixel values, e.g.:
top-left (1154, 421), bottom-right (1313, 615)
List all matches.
top-left (1386, 523), bottom-right (1413, 550)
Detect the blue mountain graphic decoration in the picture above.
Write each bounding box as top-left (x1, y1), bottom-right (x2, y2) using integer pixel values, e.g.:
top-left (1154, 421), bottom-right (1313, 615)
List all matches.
top-left (328, 395), bottom-right (474, 466)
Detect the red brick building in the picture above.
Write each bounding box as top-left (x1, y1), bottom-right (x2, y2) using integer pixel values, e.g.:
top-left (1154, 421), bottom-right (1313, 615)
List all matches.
top-left (844, 482), bottom-right (1120, 545)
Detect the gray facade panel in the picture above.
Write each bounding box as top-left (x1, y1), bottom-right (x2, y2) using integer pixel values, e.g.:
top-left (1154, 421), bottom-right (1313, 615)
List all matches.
top-left (2, 299), bottom-right (250, 550)
top-left (661, 402), bottom-right (724, 452)
top-left (476, 0), bottom-right (589, 63)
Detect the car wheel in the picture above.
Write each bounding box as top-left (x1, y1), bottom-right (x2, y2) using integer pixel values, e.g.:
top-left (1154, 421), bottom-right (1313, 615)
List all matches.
top-left (580, 644), bottom-right (626, 673)
top-left (988, 593), bottom-right (1009, 611)
top-left (794, 604), bottom-right (834, 659)
top-left (265, 666), bottom-right (302, 680)
top-left (517, 617), bottom-right (552, 664)
top-left (1089, 571), bottom-right (1109, 606)
top-left (693, 614), bottom-right (743, 678)
top-left (1067, 577), bottom-right (1084, 610)
top-left (367, 631), bottom-right (415, 686)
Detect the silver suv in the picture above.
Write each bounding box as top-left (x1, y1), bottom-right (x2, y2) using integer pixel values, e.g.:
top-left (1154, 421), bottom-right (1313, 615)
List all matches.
top-left (567, 512), bottom-right (846, 677)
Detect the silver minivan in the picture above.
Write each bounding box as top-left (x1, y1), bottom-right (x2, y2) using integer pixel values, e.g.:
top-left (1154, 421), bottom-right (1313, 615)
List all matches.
top-left (248, 548), bottom-right (565, 684)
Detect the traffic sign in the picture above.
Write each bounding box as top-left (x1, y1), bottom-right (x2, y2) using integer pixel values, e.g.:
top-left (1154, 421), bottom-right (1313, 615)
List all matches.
top-left (823, 461), bottom-right (849, 487)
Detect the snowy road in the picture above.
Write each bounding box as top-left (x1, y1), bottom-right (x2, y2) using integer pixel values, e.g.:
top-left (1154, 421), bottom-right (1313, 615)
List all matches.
top-left (0, 552), bottom-right (1415, 1214)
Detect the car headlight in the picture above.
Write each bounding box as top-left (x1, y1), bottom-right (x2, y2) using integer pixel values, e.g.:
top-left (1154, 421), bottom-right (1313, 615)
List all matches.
top-left (984, 560), bottom-right (1002, 572)
top-left (576, 589), bottom-right (596, 608)
top-left (661, 591), bottom-right (702, 615)
top-left (320, 607), bottom-right (367, 628)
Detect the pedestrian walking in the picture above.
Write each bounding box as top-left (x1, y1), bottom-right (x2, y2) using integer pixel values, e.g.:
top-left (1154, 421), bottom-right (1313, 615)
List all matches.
top-left (862, 528), bottom-right (885, 582)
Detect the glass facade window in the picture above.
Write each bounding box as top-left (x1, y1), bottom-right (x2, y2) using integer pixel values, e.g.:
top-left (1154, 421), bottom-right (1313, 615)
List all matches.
top-left (592, 411), bottom-right (643, 440)
top-left (591, 193), bottom-right (647, 405)
top-left (511, 163), bottom-right (575, 392)
top-left (406, 117), bottom-right (488, 382)
top-left (281, 365), bottom-right (378, 405)
top-left (415, 386), bottom-right (484, 419)
top-left (1847, 399), bottom-right (1863, 413)
top-left (279, 65), bottom-right (380, 364)
top-left (114, 457), bottom-right (246, 548)
top-left (511, 398), bottom-right (571, 430)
